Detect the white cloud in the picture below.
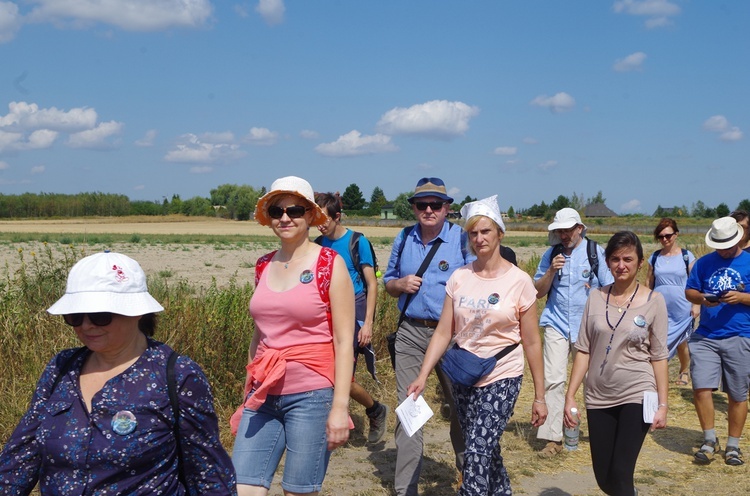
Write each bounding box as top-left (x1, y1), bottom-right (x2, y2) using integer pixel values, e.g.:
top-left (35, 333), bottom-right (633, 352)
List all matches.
top-left (613, 51), bottom-right (647, 72)
top-left (315, 130), bottom-right (398, 157)
top-left (493, 146), bottom-right (517, 156)
top-left (133, 184), bottom-right (145, 190)
top-left (30, 165), bottom-right (45, 174)
top-left (0, 160), bottom-right (9, 170)
top-left (244, 127), bottom-right (279, 146)
top-left (190, 166), bottom-right (214, 174)
top-left (530, 93), bottom-right (575, 113)
top-left (522, 137), bottom-right (538, 145)
top-left (613, 0), bottom-right (681, 28)
top-left (256, 0), bottom-right (285, 26)
top-left (25, 0), bottom-right (214, 31)
top-left (164, 133), bottom-right (245, 163)
top-left (447, 187), bottom-right (460, 199)
top-left (67, 120), bottom-right (123, 149)
top-left (376, 100), bottom-right (480, 139)
top-left (200, 131), bottom-right (235, 144)
top-left (703, 115), bottom-right (743, 142)
top-left (537, 160), bottom-right (558, 172)
top-left (135, 129), bottom-right (157, 147)
top-left (703, 115), bottom-right (729, 132)
top-left (620, 199), bottom-right (641, 212)
top-left (1, 101), bottom-right (97, 132)
top-left (720, 127), bottom-right (743, 142)
top-left (25, 129), bottom-right (59, 149)
top-left (300, 129), bottom-right (319, 139)
top-left (0, 1), bottom-right (22, 43)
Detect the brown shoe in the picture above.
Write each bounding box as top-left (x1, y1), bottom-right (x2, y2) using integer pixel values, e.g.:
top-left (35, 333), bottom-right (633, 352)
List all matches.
top-left (538, 441), bottom-right (564, 458)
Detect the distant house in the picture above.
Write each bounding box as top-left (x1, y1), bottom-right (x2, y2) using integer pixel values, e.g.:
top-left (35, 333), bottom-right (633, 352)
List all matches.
top-left (653, 206), bottom-right (685, 217)
top-left (381, 203), bottom-right (397, 220)
top-left (584, 203), bottom-right (618, 218)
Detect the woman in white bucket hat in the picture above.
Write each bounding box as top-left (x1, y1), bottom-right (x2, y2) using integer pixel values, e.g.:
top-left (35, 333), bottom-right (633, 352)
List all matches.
top-left (0, 252), bottom-right (237, 494)
top-left (231, 176), bottom-right (354, 495)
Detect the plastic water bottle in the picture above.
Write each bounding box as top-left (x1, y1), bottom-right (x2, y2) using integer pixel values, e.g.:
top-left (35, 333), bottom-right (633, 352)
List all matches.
top-left (563, 407), bottom-right (580, 451)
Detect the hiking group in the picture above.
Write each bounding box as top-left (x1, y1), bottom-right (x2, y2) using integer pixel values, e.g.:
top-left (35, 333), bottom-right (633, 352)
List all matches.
top-left (1, 174), bottom-right (749, 496)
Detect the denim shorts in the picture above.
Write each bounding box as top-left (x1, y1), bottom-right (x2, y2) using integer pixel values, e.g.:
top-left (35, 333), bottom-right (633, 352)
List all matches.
top-left (232, 388), bottom-right (333, 493)
top-left (689, 334), bottom-right (750, 401)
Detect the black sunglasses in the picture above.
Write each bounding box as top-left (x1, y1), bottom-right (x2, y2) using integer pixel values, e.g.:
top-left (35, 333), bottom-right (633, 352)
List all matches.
top-left (63, 312), bottom-right (114, 327)
top-left (268, 205), bottom-right (309, 219)
top-left (414, 201), bottom-right (445, 211)
top-left (656, 233), bottom-right (676, 240)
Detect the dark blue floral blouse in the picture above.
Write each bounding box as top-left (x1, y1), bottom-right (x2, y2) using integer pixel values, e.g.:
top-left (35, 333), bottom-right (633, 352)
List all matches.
top-left (0, 339), bottom-right (237, 495)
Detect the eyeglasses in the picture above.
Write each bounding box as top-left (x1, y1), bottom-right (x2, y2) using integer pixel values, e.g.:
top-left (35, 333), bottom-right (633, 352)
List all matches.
top-left (268, 205), bottom-right (309, 219)
top-left (414, 201), bottom-right (445, 211)
top-left (63, 312), bottom-right (114, 327)
top-left (656, 233), bottom-right (676, 241)
top-left (553, 226), bottom-right (578, 235)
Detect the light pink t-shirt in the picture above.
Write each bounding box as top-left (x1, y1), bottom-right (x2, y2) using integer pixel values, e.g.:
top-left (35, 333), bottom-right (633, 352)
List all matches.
top-left (249, 257), bottom-right (334, 395)
top-left (446, 263), bottom-right (537, 387)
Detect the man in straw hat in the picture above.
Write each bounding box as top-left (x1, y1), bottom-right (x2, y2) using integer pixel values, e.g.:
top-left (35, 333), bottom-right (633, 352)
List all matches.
top-left (383, 177), bottom-right (473, 495)
top-left (685, 216), bottom-right (750, 466)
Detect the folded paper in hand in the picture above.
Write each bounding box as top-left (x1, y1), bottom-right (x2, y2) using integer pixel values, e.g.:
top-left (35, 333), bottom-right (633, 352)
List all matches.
top-left (396, 394), bottom-right (434, 437)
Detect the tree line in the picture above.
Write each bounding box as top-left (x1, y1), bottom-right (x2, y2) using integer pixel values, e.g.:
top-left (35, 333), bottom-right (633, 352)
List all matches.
top-left (1, 185), bottom-right (748, 221)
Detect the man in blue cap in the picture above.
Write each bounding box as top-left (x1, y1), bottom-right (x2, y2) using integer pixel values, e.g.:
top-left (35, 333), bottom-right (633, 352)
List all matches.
top-left (383, 177), bottom-right (473, 495)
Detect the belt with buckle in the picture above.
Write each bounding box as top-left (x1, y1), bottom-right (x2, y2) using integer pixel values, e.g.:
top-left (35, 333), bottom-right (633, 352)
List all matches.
top-left (405, 317), bottom-right (439, 328)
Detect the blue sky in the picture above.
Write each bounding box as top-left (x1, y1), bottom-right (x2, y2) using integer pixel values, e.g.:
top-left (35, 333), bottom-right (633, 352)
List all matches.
top-left (0, 0), bottom-right (747, 215)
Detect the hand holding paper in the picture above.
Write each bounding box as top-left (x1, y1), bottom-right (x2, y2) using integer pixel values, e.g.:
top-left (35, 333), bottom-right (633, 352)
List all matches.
top-left (395, 394), bottom-right (434, 437)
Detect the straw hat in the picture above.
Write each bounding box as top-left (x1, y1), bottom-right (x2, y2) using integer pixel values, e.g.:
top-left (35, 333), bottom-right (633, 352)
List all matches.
top-left (407, 177), bottom-right (454, 204)
top-left (705, 217), bottom-right (744, 250)
top-left (254, 176), bottom-right (329, 227)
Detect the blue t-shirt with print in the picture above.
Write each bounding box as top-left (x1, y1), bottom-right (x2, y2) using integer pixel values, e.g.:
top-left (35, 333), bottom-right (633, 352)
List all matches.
top-left (686, 250), bottom-right (750, 339)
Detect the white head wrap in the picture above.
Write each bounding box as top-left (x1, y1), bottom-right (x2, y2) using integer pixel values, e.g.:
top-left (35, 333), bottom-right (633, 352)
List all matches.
top-left (459, 195), bottom-right (506, 232)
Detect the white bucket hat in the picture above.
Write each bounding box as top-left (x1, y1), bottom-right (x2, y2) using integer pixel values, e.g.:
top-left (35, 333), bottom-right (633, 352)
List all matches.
top-left (254, 176), bottom-right (329, 227)
top-left (705, 216), bottom-right (744, 250)
top-left (547, 207), bottom-right (587, 245)
top-left (460, 195), bottom-right (506, 232)
top-left (47, 252), bottom-right (164, 316)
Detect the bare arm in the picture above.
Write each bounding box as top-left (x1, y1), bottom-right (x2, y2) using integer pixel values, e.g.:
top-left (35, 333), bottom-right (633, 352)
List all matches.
top-left (650, 359), bottom-right (669, 431)
top-left (358, 265), bottom-right (378, 346)
top-left (646, 263), bottom-right (655, 290)
top-left (564, 351), bottom-right (590, 428)
top-left (519, 304), bottom-right (547, 427)
top-left (406, 296), bottom-right (454, 398)
top-left (327, 255), bottom-right (355, 450)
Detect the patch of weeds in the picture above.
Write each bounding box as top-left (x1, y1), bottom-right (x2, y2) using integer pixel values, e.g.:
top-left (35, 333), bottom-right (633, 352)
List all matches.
top-left (129, 234), bottom-right (142, 243)
top-left (239, 261), bottom-right (254, 269)
top-left (204, 262), bottom-right (213, 267)
top-left (158, 269), bottom-right (174, 278)
top-left (59, 236), bottom-right (73, 245)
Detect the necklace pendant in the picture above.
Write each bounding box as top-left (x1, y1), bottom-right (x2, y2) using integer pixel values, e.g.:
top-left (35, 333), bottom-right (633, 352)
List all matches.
top-left (618, 307), bottom-right (623, 313)
top-left (284, 263), bottom-right (289, 269)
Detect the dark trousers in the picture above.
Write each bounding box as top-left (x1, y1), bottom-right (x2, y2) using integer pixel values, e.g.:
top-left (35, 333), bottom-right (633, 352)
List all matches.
top-left (587, 403), bottom-right (650, 496)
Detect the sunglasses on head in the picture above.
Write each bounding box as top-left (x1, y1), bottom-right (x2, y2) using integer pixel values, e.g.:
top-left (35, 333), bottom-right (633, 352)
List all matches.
top-left (268, 205), bottom-right (309, 219)
top-left (63, 312), bottom-right (114, 327)
top-left (414, 201), bottom-right (445, 211)
top-left (656, 233), bottom-right (676, 240)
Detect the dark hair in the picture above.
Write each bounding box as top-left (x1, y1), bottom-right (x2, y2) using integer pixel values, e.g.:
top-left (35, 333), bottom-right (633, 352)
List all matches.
top-left (605, 231), bottom-right (644, 262)
top-left (138, 313), bottom-right (157, 337)
top-left (731, 209), bottom-right (750, 224)
top-left (653, 218), bottom-right (679, 239)
top-left (315, 192), bottom-right (342, 219)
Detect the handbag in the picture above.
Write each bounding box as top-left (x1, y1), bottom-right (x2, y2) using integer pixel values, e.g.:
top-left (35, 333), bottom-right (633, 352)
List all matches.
top-left (387, 235), bottom-right (444, 369)
top-left (440, 342), bottom-right (520, 387)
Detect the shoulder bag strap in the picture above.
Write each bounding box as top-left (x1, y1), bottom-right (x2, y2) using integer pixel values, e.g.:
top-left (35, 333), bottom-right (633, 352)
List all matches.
top-left (397, 237), bottom-right (444, 327)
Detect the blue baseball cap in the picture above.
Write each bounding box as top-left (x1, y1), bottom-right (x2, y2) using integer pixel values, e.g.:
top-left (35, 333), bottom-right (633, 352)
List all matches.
top-left (408, 177), bottom-right (454, 204)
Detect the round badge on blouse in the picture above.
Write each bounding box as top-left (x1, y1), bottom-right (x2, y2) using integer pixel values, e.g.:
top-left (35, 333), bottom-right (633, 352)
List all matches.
top-left (582, 269), bottom-right (591, 279)
top-left (300, 270), bottom-right (314, 284)
top-left (112, 410), bottom-right (137, 435)
top-left (633, 315), bottom-right (647, 328)
top-left (438, 260), bottom-right (449, 272)
top-left (488, 293), bottom-right (499, 305)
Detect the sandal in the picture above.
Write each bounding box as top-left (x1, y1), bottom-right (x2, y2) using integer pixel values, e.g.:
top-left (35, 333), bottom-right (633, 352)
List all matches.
top-left (694, 439), bottom-right (720, 464)
top-left (675, 371), bottom-right (690, 386)
top-left (538, 441), bottom-right (564, 458)
top-left (725, 446), bottom-right (744, 466)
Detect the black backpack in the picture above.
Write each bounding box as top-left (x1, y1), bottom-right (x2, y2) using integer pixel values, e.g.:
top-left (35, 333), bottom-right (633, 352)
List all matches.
top-left (650, 248), bottom-right (689, 275)
top-left (548, 237), bottom-right (600, 296)
top-left (315, 231), bottom-right (378, 292)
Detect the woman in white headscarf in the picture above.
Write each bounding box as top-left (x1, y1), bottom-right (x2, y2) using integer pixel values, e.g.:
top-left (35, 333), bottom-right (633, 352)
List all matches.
top-left (407, 196), bottom-right (546, 496)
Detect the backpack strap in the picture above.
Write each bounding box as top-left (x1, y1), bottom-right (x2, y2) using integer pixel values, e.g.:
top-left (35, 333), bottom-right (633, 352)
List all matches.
top-left (650, 250), bottom-right (659, 268)
top-left (254, 251), bottom-right (276, 286)
top-left (313, 235), bottom-right (324, 246)
top-left (682, 248), bottom-right (690, 275)
top-left (349, 231), bottom-right (365, 288)
top-left (316, 247), bottom-right (337, 332)
top-left (166, 350), bottom-right (187, 489)
top-left (586, 238), bottom-right (599, 283)
top-left (49, 346), bottom-right (88, 396)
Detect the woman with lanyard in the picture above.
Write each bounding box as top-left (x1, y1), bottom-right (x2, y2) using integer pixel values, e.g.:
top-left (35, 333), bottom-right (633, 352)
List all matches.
top-left (565, 231), bottom-right (668, 496)
top-left (407, 196), bottom-right (546, 495)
